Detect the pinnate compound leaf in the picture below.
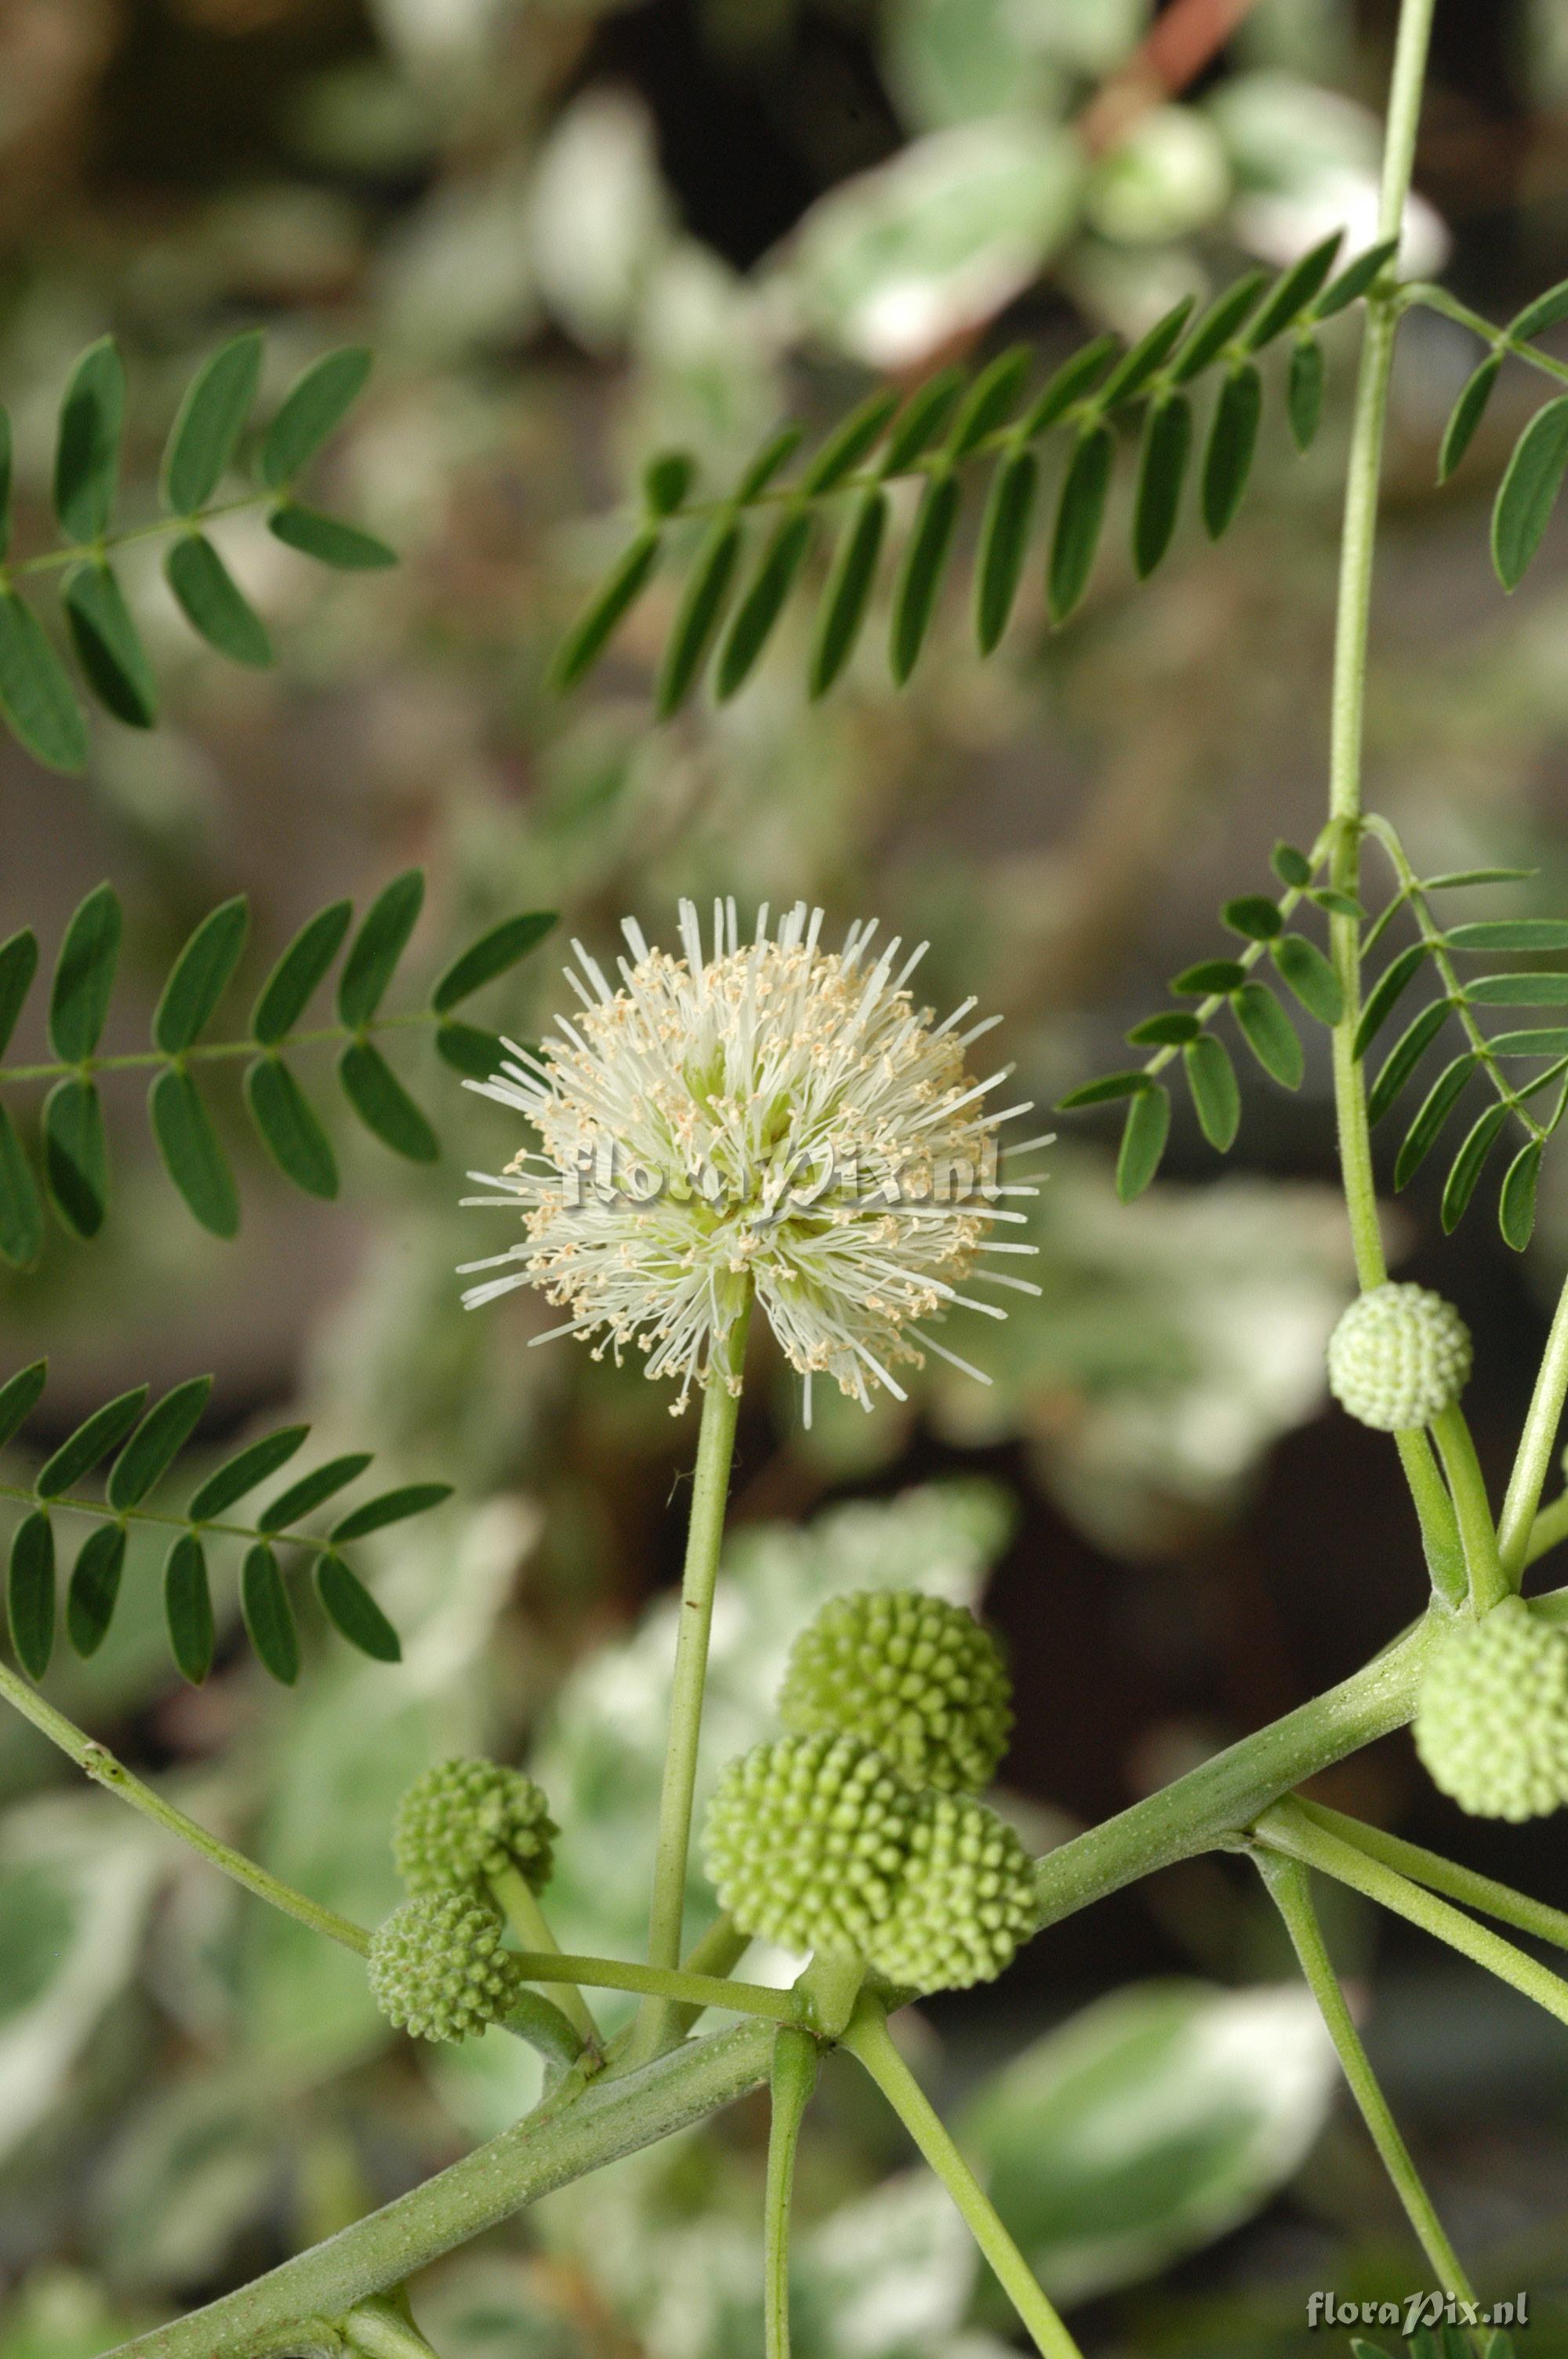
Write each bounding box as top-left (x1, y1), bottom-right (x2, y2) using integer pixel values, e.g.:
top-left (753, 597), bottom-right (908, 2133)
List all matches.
top-left (947, 345), bottom-right (1032, 457)
top-left (163, 331), bottom-right (263, 513)
top-left (1311, 238), bottom-right (1398, 318)
top-left (1116, 1083), bottom-right (1170, 1201)
top-left (165, 1534), bottom-right (214, 1685)
top-left (0, 594), bottom-right (88, 773)
top-left (800, 390), bottom-right (899, 492)
top-left (0, 929), bottom-right (38, 1057)
top-left (8, 1511), bottom-right (55, 1681)
top-left (0, 1361), bottom-right (47, 1448)
top-left (975, 447), bottom-right (1038, 652)
top-left (1183, 1033), bottom-right (1240, 1150)
top-left (259, 1453), bottom-right (372, 1533)
top-left (1132, 395), bottom-right (1190, 579)
top-left (1352, 941), bottom-right (1429, 1060)
top-left (328, 1482), bottom-right (452, 1543)
top-left (1441, 1102), bottom-right (1509, 1232)
top-left (1493, 395), bottom-right (1568, 590)
top-left (1271, 932), bottom-right (1343, 1023)
top-left (1394, 1055), bottom-right (1475, 1188)
top-left (717, 510), bottom-right (814, 697)
top-left (1508, 279), bottom-right (1568, 343)
top-left (0, 1110), bottom-right (42, 1269)
top-left (49, 882), bottom-right (122, 1061)
top-left (1048, 427), bottom-right (1112, 625)
top-left (42, 1077), bottom-right (108, 1238)
top-left (1094, 300), bottom-right (1196, 411)
top-left (553, 528), bottom-right (662, 691)
top-left (36, 1387), bottom-right (148, 1499)
top-left (1244, 232), bottom-right (1342, 350)
top-left (1202, 365), bottom-right (1262, 540)
top-left (268, 504), bottom-right (396, 571)
top-left (165, 536), bottom-right (274, 668)
top-left (187, 1425), bottom-right (308, 1521)
top-left (109, 1376), bottom-right (212, 1510)
top-left (154, 897), bottom-right (249, 1052)
top-left (148, 1069), bottom-right (240, 1238)
top-left (1446, 918), bottom-right (1568, 951)
top-left (62, 564), bottom-right (158, 729)
top-left (891, 472), bottom-right (960, 681)
top-left (880, 371), bottom-right (964, 474)
top-left (1439, 354), bottom-right (1502, 483)
top-left (1171, 272), bottom-right (1268, 384)
top-left (1231, 983), bottom-right (1303, 1089)
top-left (656, 521), bottom-right (742, 714)
top-left (1368, 999), bottom-right (1450, 1122)
top-left (67, 1524), bottom-right (125, 1659)
top-left (315, 1554), bottom-right (401, 1662)
top-left (1287, 338), bottom-right (1324, 452)
top-left (810, 490), bottom-right (886, 697)
top-left (245, 1056), bottom-right (339, 1198)
top-left (1501, 1138), bottom-right (1544, 1249)
top-left (431, 911), bottom-right (557, 1014)
top-left (735, 427), bottom-right (803, 502)
top-left (53, 338), bottom-right (125, 542)
top-left (252, 899), bottom-right (351, 1043)
top-left (338, 1041), bottom-right (438, 1162)
top-left (338, 871), bottom-right (423, 1027)
top-left (241, 1543), bottom-right (299, 1685)
top-left (260, 347), bottom-right (372, 489)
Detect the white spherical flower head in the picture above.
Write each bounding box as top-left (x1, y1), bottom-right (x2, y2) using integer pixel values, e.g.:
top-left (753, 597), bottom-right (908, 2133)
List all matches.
top-left (459, 900), bottom-right (1046, 1416)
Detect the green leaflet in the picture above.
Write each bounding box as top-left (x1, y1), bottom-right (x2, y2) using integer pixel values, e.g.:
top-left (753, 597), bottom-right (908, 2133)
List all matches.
top-left (1116, 1084), bottom-right (1170, 1201)
top-left (1201, 365), bottom-right (1262, 541)
top-left (329, 1482), bottom-right (452, 1543)
top-left (1094, 298), bottom-right (1196, 411)
top-left (0, 1107), bottom-right (42, 1269)
top-left (643, 451), bottom-right (693, 514)
top-left (108, 1376), bottom-right (213, 1510)
top-left (259, 1453), bottom-right (372, 1533)
top-left (1367, 999), bottom-right (1450, 1123)
top-left (1492, 394), bottom-right (1568, 591)
top-left (8, 1510), bottom-right (56, 1681)
top-left (1287, 339), bottom-right (1325, 453)
top-left (268, 503), bottom-right (396, 571)
top-left (1221, 896), bottom-right (1281, 940)
top-left (241, 1543), bottom-right (299, 1685)
top-left (165, 536), bottom-right (274, 670)
top-left (260, 347), bottom-right (373, 489)
top-left (42, 1076), bottom-right (109, 1238)
top-left (245, 1056), bottom-right (339, 1199)
top-left (154, 897), bottom-right (249, 1053)
top-left (338, 1040), bottom-right (439, 1162)
top-left (1441, 1102), bottom-right (1510, 1232)
top-left (1243, 231), bottom-right (1343, 350)
top-left (1231, 983), bottom-right (1303, 1089)
top-left (62, 563), bottom-right (158, 729)
top-left (315, 1554), bottom-right (401, 1662)
top-left (148, 1068), bottom-right (240, 1239)
top-left (1183, 1034), bottom-right (1240, 1150)
top-left (1352, 942), bottom-right (1428, 1060)
top-left (49, 882), bottom-right (122, 1060)
top-left (1171, 272), bottom-right (1268, 384)
top-left (1270, 932), bottom-right (1343, 1023)
top-left (187, 1425), bottom-right (308, 1521)
top-left (53, 337), bottom-right (125, 542)
top-left (1127, 1012), bottom-right (1200, 1046)
top-left (891, 472), bottom-right (961, 682)
top-left (880, 370), bottom-right (964, 474)
top-left (1439, 353), bottom-right (1501, 483)
top-left (0, 928), bottom-right (38, 1056)
top-left (162, 330), bottom-right (263, 514)
top-left (35, 1387), bottom-right (147, 1499)
top-left (717, 511), bottom-right (815, 698)
top-left (799, 389), bottom-right (899, 492)
top-left (1310, 238), bottom-right (1398, 318)
top-left (252, 900), bottom-right (352, 1042)
top-left (1057, 1070), bottom-right (1152, 1110)
top-left (1048, 427), bottom-right (1112, 625)
top-left (0, 1362), bottom-right (47, 1449)
top-left (946, 345), bottom-right (1033, 456)
top-left (338, 871), bottom-right (424, 1027)
top-left (0, 593), bottom-right (88, 774)
top-left (431, 911), bottom-right (557, 1014)
top-left (165, 1533), bottom-right (215, 1685)
top-left (655, 519), bottom-right (742, 714)
top-left (975, 448), bottom-right (1038, 652)
top-left (1172, 958), bottom-right (1247, 996)
top-left (435, 1021), bottom-right (503, 1079)
top-left (1393, 1055), bottom-right (1475, 1188)
top-left (1131, 395), bottom-right (1190, 580)
top-left (551, 529), bottom-right (662, 692)
top-left (1500, 1137), bottom-right (1544, 1249)
top-left (810, 490), bottom-right (887, 698)
top-left (1446, 918), bottom-right (1568, 951)
top-left (67, 1524), bottom-right (126, 1659)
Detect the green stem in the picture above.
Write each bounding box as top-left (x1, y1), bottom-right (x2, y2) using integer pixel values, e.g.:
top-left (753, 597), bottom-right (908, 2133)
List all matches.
top-left (513, 1947), bottom-right (799, 2025)
top-left (1401, 282), bottom-right (1568, 389)
top-left (1254, 1800), bottom-right (1568, 2030)
top-left (1430, 1403), bottom-right (1508, 1611)
top-left (841, 1999), bottom-right (1084, 2359)
top-left (1395, 1431), bottom-right (1469, 1608)
top-left (1032, 1612), bottom-right (1437, 1928)
top-left (489, 1866), bottom-right (598, 2045)
top-left (1499, 1272), bottom-right (1568, 1580)
top-left (764, 2027), bottom-right (820, 2359)
top-left (0, 1481), bottom-right (351, 1561)
top-left (626, 1298), bottom-right (752, 2064)
top-left (0, 1009), bottom-right (434, 1089)
top-left (1254, 1851), bottom-right (1479, 2316)
top-left (0, 1655), bottom-right (369, 1953)
top-left (102, 2020), bottom-right (777, 2359)
top-left (0, 493), bottom-right (269, 583)
top-left (1526, 1488), bottom-right (1568, 1568)
top-left (1293, 1797), bottom-right (1568, 1954)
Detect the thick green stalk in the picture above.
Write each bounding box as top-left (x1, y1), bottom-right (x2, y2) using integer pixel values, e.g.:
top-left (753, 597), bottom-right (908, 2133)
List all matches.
top-left (0, 1656), bottom-right (368, 1954)
top-left (764, 2027), bottom-right (820, 2359)
top-left (1499, 1274), bottom-right (1568, 1579)
top-left (1254, 1801), bottom-right (1568, 2030)
top-left (103, 2022), bottom-right (775, 2359)
top-left (1395, 1432), bottom-right (1469, 1608)
top-left (842, 1999), bottom-right (1084, 2359)
top-left (626, 1299), bottom-right (751, 2063)
top-left (1255, 1852), bottom-right (1479, 2317)
top-left (1293, 1798), bottom-right (1568, 1954)
top-left (1032, 1613), bottom-right (1436, 1928)
top-left (1430, 1404), bottom-right (1507, 1612)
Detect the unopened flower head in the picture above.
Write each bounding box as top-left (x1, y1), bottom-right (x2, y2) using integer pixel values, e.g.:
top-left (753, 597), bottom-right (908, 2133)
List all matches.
top-left (459, 901), bottom-right (1046, 1416)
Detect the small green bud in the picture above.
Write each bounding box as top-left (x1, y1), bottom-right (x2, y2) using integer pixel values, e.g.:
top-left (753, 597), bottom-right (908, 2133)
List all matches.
top-left (367, 1892), bottom-right (521, 2041)
top-left (779, 1590), bottom-right (1013, 1793)
top-left (1327, 1282), bottom-right (1472, 1431)
top-left (1414, 1597), bottom-right (1568, 1822)
top-left (867, 1792), bottom-right (1037, 1993)
top-left (701, 1733), bottom-right (917, 1959)
top-left (393, 1757), bottom-right (557, 1897)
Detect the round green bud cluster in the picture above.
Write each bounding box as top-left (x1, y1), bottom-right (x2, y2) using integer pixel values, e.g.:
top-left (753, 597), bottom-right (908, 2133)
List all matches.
top-left (1327, 1283), bottom-right (1472, 1432)
top-left (701, 1732), bottom-right (1035, 1993)
top-left (393, 1758), bottom-right (557, 1898)
top-left (1414, 1598), bottom-right (1568, 1822)
top-left (779, 1590), bottom-right (1013, 1793)
top-left (367, 1892), bottom-right (521, 2041)
top-left (870, 1792), bottom-right (1038, 1994)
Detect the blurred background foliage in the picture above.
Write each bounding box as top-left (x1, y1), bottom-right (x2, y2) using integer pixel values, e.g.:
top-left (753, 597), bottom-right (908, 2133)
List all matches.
top-left (4, 0), bottom-right (1568, 2351)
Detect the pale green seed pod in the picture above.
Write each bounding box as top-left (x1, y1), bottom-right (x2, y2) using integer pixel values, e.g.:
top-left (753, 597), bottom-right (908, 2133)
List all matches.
top-left (779, 1590), bottom-right (1013, 1793)
top-left (867, 1792), bottom-right (1038, 1993)
top-left (367, 1892), bottom-right (521, 2041)
top-left (701, 1732), bottom-right (917, 1958)
top-left (393, 1757), bottom-right (557, 1897)
top-left (1414, 1598), bottom-right (1568, 1822)
top-left (1327, 1283), bottom-right (1472, 1431)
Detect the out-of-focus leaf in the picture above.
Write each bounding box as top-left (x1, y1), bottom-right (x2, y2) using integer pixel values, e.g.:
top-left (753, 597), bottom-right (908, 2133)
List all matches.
top-left (338, 1041), bottom-right (439, 1162)
top-left (810, 489), bottom-right (887, 697)
top-left (9, 1511), bottom-right (55, 1678)
top-left (1116, 1084), bottom-right (1170, 1201)
top-left (891, 471), bottom-right (960, 681)
top-left (1018, 337), bottom-right (1116, 438)
top-left (36, 1387), bottom-right (147, 1498)
top-left (552, 529), bottom-right (661, 691)
top-left (0, 595), bottom-right (89, 774)
top-left (187, 1425), bottom-right (308, 1521)
top-left (53, 339), bottom-right (125, 542)
top-left (1095, 300), bottom-right (1196, 411)
top-left (1131, 394), bottom-right (1190, 579)
top-left (49, 883), bottom-right (122, 1062)
top-left (67, 1524), bottom-right (126, 1658)
top-left (1201, 365), bottom-right (1262, 540)
top-left (0, 1361), bottom-right (46, 1449)
top-left (1170, 272), bottom-right (1267, 383)
top-left (163, 330), bottom-right (263, 513)
top-left (267, 504), bottom-right (396, 570)
top-left (109, 1376), bottom-right (212, 1510)
top-left (164, 1534), bottom-right (214, 1685)
top-left (148, 1068), bottom-right (240, 1238)
top-left (801, 389), bottom-right (899, 490)
top-left (154, 897), bottom-right (249, 1053)
top-left (975, 445), bottom-right (1038, 650)
top-left (960, 1981), bottom-right (1335, 2305)
top-left (1287, 337), bottom-right (1324, 451)
top-left (1311, 239), bottom-right (1399, 319)
top-left (435, 1021), bottom-right (503, 1079)
top-left (62, 565), bottom-right (158, 729)
top-left (338, 871), bottom-right (423, 1027)
top-left (314, 1556), bottom-right (401, 1662)
top-left (1048, 426), bottom-right (1112, 624)
top-left (245, 1057), bottom-right (339, 1199)
top-left (165, 536), bottom-right (274, 669)
top-left (0, 1110), bottom-right (43, 1269)
top-left (1493, 396), bottom-right (1568, 590)
top-left (251, 900), bottom-right (351, 1044)
top-left (655, 521), bottom-right (742, 714)
top-left (1508, 279), bottom-right (1568, 341)
top-left (260, 347), bottom-right (372, 489)
top-left (241, 1543), bottom-right (299, 1685)
top-left (717, 511), bottom-right (814, 697)
top-left (1244, 231), bottom-right (1342, 348)
top-left (947, 344), bottom-right (1033, 455)
top-left (42, 1078), bottom-right (108, 1238)
top-left (0, 927), bottom-right (38, 1056)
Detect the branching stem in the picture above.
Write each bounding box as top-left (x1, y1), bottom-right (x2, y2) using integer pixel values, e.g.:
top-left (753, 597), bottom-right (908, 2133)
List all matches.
top-left (764, 2027), bottom-right (820, 2359)
top-left (1430, 1403), bottom-right (1508, 1611)
top-left (1291, 1797), bottom-right (1568, 1954)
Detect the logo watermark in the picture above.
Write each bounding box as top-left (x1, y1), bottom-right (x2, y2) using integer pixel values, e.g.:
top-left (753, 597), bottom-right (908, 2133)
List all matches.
top-left (1306, 2291), bottom-right (1529, 2335)
top-left (555, 1136), bottom-right (1052, 1223)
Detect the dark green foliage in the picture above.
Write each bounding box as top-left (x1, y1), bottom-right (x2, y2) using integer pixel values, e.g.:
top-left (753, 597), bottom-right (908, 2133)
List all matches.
top-left (1439, 354), bottom-right (1501, 482)
top-left (0, 876), bottom-right (555, 1261)
top-left (0, 1363), bottom-right (449, 1681)
top-left (1116, 1085), bottom-right (1170, 1201)
top-left (892, 472), bottom-right (962, 677)
top-left (162, 331), bottom-right (263, 513)
top-left (1492, 394), bottom-right (1568, 590)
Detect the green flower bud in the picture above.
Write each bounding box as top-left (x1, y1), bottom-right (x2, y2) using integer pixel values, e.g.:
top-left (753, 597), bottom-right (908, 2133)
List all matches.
top-left (1414, 1598), bottom-right (1568, 1822)
top-left (1327, 1283), bottom-right (1472, 1431)
top-left (367, 1892), bottom-right (521, 2042)
top-left (779, 1590), bottom-right (1013, 1794)
top-left (701, 1733), bottom-right (917, 1959)
top-left (393, 1758), bottom-right (557, 1897)
top-left (867, 1792), bottom-right (1037, 1994)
